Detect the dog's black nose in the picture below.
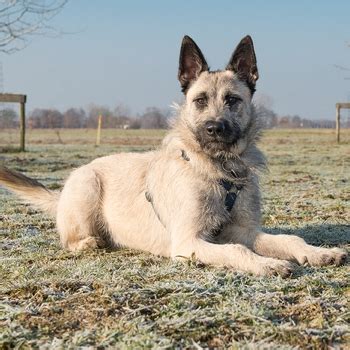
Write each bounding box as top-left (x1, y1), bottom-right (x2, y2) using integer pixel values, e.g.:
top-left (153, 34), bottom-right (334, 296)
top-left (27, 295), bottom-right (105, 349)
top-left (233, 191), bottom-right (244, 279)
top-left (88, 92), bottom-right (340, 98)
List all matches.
top-left (206, 121), bottom-right (225, 136)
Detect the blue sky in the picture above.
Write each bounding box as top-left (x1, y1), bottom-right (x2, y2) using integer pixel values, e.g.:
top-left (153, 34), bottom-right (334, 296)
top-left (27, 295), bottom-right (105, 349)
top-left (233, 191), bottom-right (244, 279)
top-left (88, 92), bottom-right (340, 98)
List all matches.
top-left (2, 0), bottom-right (350, 119)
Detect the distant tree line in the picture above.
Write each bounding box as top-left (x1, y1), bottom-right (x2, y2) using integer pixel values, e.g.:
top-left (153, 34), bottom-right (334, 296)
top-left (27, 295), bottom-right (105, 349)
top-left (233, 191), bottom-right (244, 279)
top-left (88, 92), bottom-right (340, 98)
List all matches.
top-left (254, 104), bottom-right (350, 129)
top-left (0, 103), bottom-right (349, 129)
top-left (0, 105), bottom-right (171, 129)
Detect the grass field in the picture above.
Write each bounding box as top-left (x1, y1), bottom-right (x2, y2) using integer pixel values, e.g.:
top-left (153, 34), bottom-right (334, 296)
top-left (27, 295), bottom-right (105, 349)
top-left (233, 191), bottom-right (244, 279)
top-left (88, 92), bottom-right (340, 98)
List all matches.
top-left (0, 128), bottom-right (349, 349)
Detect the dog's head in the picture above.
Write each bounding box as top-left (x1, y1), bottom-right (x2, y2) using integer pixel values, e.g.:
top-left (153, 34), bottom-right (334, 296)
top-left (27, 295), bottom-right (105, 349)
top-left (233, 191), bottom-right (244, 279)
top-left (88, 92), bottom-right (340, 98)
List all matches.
top-left (178, 35), bottom-right (260, 158)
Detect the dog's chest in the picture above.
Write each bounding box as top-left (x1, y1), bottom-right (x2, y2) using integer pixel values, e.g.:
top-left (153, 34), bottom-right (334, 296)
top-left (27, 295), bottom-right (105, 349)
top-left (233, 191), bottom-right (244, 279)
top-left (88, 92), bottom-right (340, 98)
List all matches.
top-left (196, 180), bottom-right (243, 241)
top-left (177, 150), bottom-right (253, 241)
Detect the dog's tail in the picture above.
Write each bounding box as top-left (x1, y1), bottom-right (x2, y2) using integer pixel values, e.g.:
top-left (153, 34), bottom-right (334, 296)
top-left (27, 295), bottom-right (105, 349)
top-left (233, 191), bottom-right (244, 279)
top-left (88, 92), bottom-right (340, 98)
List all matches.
top-left (0, 166), bottom-right (59, 216)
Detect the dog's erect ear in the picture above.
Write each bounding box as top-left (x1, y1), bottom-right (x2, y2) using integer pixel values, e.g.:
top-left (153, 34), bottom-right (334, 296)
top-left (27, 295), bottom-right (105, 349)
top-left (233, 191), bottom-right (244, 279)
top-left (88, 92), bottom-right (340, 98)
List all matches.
top-left (178, 35), bottom-right (209, 94)
top-left (226, 35), bottom-right (259, 94)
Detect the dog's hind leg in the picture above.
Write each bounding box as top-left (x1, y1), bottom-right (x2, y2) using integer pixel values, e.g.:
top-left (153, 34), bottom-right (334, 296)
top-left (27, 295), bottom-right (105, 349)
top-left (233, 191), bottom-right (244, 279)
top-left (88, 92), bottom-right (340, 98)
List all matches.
top-left (56, 167), bottom-right (104, 252)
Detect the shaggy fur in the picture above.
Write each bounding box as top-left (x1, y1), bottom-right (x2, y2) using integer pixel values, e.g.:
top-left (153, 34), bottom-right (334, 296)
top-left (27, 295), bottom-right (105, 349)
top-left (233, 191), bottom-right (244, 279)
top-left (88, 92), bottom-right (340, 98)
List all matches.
top-left (0, 35), bottom-right (347, 276)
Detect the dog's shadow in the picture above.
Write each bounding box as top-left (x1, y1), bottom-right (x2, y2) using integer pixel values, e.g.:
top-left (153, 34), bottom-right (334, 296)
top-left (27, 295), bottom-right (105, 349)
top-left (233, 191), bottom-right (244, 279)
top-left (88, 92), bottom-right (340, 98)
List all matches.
top-left (264, 224), bottom-right (350, 247)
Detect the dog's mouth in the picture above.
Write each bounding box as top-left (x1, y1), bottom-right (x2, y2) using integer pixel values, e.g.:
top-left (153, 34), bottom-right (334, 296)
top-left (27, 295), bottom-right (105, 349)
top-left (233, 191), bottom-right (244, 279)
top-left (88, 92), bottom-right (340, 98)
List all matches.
top-left (202, 140), bottom-right (236, 155)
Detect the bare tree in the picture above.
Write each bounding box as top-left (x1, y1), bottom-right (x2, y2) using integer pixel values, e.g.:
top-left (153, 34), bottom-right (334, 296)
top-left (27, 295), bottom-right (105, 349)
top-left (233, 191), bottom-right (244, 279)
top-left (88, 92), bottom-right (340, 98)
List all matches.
top-left (334, 41), bottom-right (350, 80)
top-left (114, 104), bottom-right (131, 127)
top-left (0, 0), bottom-right (68, 53)
top-left (254, 93), bottom-right (278, 128)
top-left (0, 107), bottom-right (18, 128)
top-left (63, 107), bottom-right (86, 128)
top-left (86, 104), bottom-right (114, 128)
top-left (29, 108), bottom-right (63, 128)
top-left (140, 107), bottom-right (169, 129)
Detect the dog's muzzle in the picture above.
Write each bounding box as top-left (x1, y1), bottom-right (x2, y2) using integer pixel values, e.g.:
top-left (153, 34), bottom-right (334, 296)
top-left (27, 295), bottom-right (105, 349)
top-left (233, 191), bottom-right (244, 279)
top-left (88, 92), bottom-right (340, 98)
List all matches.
top-left (202, 119), bottom-right (241, 144)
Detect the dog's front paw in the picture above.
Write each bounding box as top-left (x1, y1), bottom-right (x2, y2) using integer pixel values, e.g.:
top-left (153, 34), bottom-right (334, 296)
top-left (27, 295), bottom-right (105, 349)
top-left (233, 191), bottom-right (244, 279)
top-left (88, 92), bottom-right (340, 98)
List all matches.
top-left (258, 258), bottom-right (297, 278)
top-left (298, 247), bottom-right (348, 267)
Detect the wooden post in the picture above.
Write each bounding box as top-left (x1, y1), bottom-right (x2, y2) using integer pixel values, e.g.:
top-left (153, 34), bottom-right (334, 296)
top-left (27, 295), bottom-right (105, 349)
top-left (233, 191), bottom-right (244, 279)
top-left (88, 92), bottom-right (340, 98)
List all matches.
top-left (335, 102), bottom-right (350, 143)
top-left (0, 94), bottom-right (27, 151)
top-left (336, 105), bottom-right (340, 143)
top-left (96, 114), bottom-right (102, 146)
top-left (20, 102), bottom-right (26, 151)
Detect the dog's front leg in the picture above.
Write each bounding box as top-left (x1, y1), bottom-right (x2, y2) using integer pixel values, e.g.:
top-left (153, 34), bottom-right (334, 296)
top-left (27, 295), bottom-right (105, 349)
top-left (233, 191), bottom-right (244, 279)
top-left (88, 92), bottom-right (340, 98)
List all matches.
top-left (170, 228), bottom-right (296, 277)
top-left (251, 232), bottom-right (348, 267)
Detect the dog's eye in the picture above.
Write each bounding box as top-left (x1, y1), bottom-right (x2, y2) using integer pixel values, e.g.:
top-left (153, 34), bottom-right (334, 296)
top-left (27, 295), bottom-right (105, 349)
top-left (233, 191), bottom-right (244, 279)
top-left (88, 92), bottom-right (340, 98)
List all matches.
top-left (194, 97), bottom-right (207, 107)
top-left (225, 95), bottom-right (241, 107)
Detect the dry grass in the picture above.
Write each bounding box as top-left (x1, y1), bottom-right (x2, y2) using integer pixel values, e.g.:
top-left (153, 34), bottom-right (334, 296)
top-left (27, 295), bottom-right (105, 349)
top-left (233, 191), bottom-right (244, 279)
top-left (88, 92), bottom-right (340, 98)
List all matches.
top-left (0, 128), bottom-right (349, 349)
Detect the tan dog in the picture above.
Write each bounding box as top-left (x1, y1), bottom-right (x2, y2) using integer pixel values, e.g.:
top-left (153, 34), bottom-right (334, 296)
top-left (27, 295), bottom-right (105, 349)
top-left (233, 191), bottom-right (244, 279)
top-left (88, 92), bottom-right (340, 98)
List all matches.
top-left (0, 35), bottom-right (347, 276)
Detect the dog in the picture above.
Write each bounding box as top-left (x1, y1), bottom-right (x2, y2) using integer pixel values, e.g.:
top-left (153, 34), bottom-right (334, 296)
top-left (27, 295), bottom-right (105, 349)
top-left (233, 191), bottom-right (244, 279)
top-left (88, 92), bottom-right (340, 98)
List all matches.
top-left (0, 35), bottom-right (347, 276)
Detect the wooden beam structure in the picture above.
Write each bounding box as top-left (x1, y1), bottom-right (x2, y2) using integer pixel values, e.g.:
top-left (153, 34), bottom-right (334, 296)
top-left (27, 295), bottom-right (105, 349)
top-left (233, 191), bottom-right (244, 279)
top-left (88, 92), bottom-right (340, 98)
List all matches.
top-left (0, 93), bottom-right (27, 151)
top-left (0, 93), bottom-right (26, 104)
top-left (335, 102), bottom-right (350, 143)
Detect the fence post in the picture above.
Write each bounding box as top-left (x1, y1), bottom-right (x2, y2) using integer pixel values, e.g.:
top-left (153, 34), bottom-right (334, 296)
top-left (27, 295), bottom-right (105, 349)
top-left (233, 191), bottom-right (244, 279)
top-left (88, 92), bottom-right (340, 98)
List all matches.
top-left (335, 104), bottom-right (340, 143)
top-left (96, 114), bottom-right (102, 146)
top-left (20, 101), bottom-right (26, 151)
